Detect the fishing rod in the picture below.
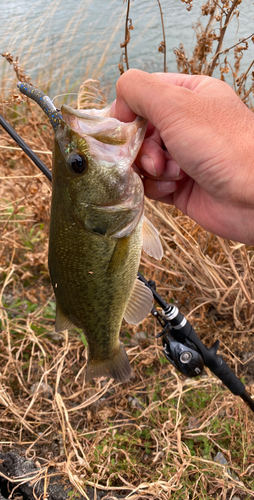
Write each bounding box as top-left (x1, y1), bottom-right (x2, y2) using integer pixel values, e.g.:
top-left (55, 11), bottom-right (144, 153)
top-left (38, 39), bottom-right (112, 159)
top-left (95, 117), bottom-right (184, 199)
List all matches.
top-left (0, 114), bottom-right (52, 181)
top-left (138, 274), bottom-right (254, 412)
top-left (1, 113), bottom-right (254, 414)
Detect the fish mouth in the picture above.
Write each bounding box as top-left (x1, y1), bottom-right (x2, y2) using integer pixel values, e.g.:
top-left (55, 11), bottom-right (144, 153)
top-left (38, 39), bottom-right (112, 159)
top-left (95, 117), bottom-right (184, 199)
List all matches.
top-left (62, 105), bottom-right (111, 121)
top-left (61, 104), bottom-right (147, 171)
top-left (61, 104), bottom-right (146, 147)
top-left (17, 83), bottom-right (147, 147)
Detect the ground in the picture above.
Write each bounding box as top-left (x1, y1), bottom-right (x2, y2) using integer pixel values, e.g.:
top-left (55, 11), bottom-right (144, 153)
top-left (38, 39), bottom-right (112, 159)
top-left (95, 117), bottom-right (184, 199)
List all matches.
top-left (0, 88), bottom-right (254, 500)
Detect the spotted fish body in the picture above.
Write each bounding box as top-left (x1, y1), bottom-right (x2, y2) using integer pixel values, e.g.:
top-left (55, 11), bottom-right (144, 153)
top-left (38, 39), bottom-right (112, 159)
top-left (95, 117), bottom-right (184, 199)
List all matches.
top-left (18, 82), bottom-right (163, 382)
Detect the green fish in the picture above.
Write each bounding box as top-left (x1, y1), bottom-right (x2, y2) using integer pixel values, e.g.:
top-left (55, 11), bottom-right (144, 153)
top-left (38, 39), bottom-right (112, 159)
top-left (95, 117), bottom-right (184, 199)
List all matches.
top-left (18, 82), bottom-right (163, 383)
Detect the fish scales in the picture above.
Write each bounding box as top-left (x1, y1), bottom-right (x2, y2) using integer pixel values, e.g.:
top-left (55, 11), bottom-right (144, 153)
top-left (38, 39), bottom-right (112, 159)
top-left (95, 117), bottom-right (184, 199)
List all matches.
top-left (49, 196), bottom-right (143, 360)
top-left (17, 82), bottom-right (163, 383)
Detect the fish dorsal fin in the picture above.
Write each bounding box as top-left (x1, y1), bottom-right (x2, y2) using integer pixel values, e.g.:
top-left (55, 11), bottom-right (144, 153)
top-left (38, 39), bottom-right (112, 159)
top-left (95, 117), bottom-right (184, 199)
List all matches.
top-left (142, 216), bottom-right (163, 260)
top-left (123, 278), bottom-right (154, 325)
top-left (55, 304), bottom-right (74, 332)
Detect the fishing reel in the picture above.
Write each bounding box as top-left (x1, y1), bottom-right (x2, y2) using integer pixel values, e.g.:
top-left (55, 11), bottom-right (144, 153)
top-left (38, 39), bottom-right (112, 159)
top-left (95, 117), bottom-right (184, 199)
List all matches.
top-left (151, 305), bottom-right (204, 378)
top-left (162, 331), bottom-right (204, 378)
top-left (139, 276), bottom-right (254, 414)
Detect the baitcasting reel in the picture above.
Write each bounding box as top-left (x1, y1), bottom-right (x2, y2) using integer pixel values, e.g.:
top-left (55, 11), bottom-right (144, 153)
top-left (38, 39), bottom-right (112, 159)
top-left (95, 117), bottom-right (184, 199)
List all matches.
top-left (162, 331), bottom-right (204, 378)
top-left (138, 275), bottom-right (254, 414)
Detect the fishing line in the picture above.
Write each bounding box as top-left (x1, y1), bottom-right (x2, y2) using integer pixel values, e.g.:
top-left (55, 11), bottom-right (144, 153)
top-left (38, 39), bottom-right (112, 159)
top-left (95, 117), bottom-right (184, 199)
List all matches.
top-left (52, 93), bottom-right (79, 104)
top-left (52, 93), bottom-right (108, 109)
top-left (1, 113), bottom-right (254, 414)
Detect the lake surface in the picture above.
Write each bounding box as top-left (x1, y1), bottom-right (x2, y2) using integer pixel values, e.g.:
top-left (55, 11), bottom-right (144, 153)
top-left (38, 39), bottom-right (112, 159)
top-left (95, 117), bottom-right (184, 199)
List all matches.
top-left (1, 0), bottom-right (253, 100)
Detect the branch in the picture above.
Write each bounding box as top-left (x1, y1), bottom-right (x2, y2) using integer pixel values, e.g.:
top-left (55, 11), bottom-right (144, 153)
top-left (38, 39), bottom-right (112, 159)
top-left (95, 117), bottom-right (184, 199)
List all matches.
top-left (210, 31), bottom-right (254, 60)
top-left (157, 0), bottom-right (167, 72)
top-left (207, 0), bottom-right (240, 76)
top-left (119, 0), bottom-right (132, 72)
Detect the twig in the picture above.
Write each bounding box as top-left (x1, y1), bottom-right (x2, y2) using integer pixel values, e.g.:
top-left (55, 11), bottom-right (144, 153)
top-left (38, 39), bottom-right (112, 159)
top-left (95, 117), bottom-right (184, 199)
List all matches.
top-left (213, 0), bottom-right (227, 15)
top-left (124, 0), bottom-right (131, 70)
top-left (237, 59), bottom-right (254, 95)
top-left (242, 82), bottom-right (254, 103)
top-left (157, 0), bottom-right (167, 72)
top-left (119, 0), bottom-right (132, 72)
top-left (208, 0), bottom-right (240, 76)
top-left (0, 144), bottom-right (52, 155)
top-left (211, 31), bottom-right (254, 60)
top-left (1, 52), bottom-right (31, 83)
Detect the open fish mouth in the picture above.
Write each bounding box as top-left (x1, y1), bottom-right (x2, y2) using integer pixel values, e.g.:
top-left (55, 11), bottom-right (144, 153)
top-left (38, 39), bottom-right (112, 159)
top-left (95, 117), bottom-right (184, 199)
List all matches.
top-left (61, 103), bottom-right (145, 145)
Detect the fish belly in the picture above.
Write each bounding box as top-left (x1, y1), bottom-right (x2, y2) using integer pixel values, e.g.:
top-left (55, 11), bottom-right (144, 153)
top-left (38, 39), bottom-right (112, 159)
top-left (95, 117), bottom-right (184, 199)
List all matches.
top-left (48, 202), bottom-right (142, 382)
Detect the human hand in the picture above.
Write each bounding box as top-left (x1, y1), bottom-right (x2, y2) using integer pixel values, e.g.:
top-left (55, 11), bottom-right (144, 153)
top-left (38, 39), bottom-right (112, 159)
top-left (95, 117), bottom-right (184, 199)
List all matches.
top-left (111, 69), bottom-right (254, 245)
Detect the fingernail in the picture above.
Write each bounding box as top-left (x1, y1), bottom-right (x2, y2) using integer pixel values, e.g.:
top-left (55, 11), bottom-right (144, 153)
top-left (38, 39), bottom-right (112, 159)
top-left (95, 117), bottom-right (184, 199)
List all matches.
top-left (164, 160), bottom-right (180, 179)
top-left (140, 156), bottom-right (157, 176)
top-left (157, 180), bottom-right (176, 192)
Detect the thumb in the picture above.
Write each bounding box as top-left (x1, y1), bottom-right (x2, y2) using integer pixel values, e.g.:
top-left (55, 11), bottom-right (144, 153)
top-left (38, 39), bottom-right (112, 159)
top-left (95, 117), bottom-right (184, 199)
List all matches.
top-left (112, 69), bottom-right (193, 129)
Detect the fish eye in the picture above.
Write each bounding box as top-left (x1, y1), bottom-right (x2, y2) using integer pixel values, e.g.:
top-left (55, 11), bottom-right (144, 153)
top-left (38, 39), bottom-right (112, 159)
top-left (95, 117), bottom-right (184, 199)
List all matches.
top-left (68, 152), bottom-right (87, 174)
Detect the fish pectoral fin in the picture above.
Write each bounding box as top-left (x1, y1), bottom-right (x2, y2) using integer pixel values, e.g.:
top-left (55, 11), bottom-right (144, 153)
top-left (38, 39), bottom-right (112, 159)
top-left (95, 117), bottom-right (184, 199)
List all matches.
top-left (123, 277), bottom-right (154, 325)
top-left (142, 216), bottom-right (163, 260)
top-left (86, 342), bottom-right (132, 383)
top-left (55, 304), bottom-right (75, 332)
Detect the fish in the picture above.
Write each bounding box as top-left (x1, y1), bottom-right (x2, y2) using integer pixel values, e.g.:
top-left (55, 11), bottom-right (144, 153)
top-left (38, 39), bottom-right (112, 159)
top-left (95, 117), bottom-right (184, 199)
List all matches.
top-left (17, 82), bottom-right (163, 383)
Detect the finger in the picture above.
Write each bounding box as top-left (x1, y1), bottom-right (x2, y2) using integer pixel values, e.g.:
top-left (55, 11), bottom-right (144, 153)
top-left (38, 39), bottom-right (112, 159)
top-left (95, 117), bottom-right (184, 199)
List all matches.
top-left (143, 177), bottom-right (178, 200)
top-left (110, 95), bottom-right (137, 122)
top-left (145, 121), bottom-right (156, 138)
top-left (144, 125), bottom-right (161, 145)
top-left (136, 135), bottom-right (166, 176)
top-left (160, 158), bottom-right (186, 180)
top-left (144, 176), bottom-right (195, 216)
top-left (112, 71), bottom-right (231, 123)
top-left (154, 72), bottom-right (235, 98)
top-left (136, 127), bottom-right (185, 178)
top-left (111, 69), bottom-right (203, 125)
top-left (137, 140), bottom-right (186, 180)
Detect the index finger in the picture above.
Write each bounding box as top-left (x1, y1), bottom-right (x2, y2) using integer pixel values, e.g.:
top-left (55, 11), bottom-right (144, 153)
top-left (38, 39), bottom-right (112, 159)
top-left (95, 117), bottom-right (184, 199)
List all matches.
top-left (110, 70), bottom-right (205, 125)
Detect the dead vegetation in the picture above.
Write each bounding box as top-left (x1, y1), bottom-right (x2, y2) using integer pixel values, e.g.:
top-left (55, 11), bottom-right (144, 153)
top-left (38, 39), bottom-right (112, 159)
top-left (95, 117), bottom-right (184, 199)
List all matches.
top-left (0, 1), bottom-right (254, 499)
top-left (174, 0), bottom-right (254, 106)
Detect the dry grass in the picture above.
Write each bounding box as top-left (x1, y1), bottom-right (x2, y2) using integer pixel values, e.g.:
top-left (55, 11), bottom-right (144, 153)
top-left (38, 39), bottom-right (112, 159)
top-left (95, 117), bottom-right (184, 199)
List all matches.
top-left (0, 1), bottom-right (254, 498)
top-left (0, 93), bottom-right (254, 499)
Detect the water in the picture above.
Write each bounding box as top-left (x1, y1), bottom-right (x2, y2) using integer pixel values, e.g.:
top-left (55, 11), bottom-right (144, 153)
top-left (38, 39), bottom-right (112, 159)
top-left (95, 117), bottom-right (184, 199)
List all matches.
top-left (1, 0), bottom-right (253, 100)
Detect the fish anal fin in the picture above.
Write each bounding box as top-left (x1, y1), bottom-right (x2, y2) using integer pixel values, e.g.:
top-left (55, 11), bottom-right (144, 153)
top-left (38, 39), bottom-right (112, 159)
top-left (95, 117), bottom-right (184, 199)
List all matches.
top-left (142, 216), bottom-right (163, 260)
top-left (55, 304), bottom-right (75, 332)
top-left (86, 343), bottom-right (131, 383)
top-left (123, 278), bottom-right (154, 325)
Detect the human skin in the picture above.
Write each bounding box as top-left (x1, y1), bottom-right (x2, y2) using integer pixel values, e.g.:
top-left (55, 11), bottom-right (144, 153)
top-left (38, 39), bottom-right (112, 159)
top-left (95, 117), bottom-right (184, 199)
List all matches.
top-left (110, 69), bottom-right (254, 245)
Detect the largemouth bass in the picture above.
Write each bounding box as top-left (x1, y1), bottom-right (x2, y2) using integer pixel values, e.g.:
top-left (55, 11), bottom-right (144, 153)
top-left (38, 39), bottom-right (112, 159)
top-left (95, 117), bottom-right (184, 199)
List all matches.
top-left (18, 82), bottom-right (163, 383)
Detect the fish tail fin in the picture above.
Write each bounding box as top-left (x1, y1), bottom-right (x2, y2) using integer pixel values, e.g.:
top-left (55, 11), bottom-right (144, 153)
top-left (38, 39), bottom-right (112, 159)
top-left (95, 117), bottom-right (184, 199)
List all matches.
top-left (86, 343), bottom-right (132, 383)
